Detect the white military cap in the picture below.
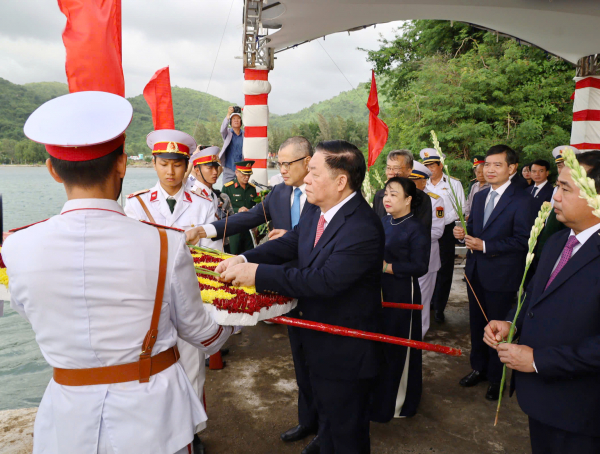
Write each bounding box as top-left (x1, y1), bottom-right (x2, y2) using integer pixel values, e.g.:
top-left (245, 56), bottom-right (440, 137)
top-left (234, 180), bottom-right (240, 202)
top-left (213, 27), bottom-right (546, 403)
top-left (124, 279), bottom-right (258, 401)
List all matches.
top-left (24, 91), bottom-right (133, 162)
top-left (409, 161), bottom-right (432, 180)
top-left (147, 129), bottom-right (197, 160)
top-left (191, 146), bottom-right (221, 167)
top-left (419, 148), bottom-right (445, 164)
top-left (552, 145), bottom-right (579, 163)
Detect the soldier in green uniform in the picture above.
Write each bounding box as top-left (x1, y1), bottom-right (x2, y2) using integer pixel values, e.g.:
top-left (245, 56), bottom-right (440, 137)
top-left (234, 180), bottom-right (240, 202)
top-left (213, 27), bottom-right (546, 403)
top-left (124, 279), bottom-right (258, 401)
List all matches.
top-left (222, 160), bottom-right (257, 254)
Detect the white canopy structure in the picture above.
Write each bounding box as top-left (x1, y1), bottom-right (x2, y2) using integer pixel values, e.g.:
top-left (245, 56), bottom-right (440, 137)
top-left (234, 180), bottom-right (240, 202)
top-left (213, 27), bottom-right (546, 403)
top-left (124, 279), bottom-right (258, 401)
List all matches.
top-left (241, 1), bottom-right (600, 184)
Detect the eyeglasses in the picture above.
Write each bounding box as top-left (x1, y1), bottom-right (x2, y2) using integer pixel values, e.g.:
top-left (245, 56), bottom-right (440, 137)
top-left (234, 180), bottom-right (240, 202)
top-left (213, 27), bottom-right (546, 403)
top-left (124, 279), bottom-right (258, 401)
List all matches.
top-left (386, 166), bottom-right (407, 173)
top-left (276, 157), bottom-right (306, 171)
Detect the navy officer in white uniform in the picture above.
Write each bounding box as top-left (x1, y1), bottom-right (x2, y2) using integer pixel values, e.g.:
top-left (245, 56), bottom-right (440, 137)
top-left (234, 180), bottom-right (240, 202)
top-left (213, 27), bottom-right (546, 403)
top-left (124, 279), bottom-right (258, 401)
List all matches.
top-left (2, 91), bottom-right (231, 454)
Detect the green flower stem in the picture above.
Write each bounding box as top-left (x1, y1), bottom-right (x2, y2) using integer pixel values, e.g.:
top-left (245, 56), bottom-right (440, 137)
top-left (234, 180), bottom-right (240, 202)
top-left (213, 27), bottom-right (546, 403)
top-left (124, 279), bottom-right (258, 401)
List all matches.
top-left (194, 266), bottom-right (221, 278)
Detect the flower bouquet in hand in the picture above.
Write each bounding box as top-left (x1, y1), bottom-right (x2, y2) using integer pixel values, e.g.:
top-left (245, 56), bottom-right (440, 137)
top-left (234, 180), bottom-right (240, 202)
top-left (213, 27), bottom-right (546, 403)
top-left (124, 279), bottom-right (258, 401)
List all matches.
top-left (495, 201), bottom-right (552, 425)
top-left (190, 246), bottom-right (297, 325)
top-left (431, 130), bottom-right (467, 235)
top-left (563, 147), bottom-right (600, 218)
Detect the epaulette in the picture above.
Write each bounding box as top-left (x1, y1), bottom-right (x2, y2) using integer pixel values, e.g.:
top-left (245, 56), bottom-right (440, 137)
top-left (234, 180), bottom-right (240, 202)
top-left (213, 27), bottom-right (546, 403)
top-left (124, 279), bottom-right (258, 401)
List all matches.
top-left (224, 181), bottom-right (234, 187)
top-left (9, 219), bottom-right (49, 233)
top-left (427, 192), bottom-right (440, 200)
top-left (191, 188), bottom-right (212, 202)
top-left (140, 220), bottom-right (184, 233)
top-left (127, 189), bottom-right (150, 199)
top-left (248, 182), bottom-right (256, 188)
top-left (470, 178), bottom-right (477, 182)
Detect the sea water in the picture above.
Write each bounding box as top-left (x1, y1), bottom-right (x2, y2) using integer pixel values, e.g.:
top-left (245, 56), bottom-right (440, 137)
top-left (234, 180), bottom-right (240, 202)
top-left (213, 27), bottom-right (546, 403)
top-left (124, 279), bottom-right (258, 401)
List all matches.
top-left (0, 166), bottom-right (278, 410)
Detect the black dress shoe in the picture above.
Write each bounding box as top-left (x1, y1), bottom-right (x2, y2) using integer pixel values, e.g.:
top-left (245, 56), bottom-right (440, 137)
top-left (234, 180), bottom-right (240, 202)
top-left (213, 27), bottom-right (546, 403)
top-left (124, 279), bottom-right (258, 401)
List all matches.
top-left (434, 310), bottom-right (445, 323)
top-left (192, 434), bottom-right (206, 454)
top-left (485, 383), bottom-right (501, 401)
top-left (280, 424), bottom-right (316, 442)
top-left (301, 435), bottom-right (320, 454)
top-left (459, 370), bottom-right (487, 387)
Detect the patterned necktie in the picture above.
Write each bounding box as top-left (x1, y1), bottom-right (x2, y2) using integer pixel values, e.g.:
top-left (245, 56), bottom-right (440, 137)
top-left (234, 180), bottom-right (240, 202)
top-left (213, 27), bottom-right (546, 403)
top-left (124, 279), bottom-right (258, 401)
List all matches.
top-left (545, 235), bottom-right (580, 290)
top-left (483, 190), bottom-right (498, 226)
top-left (291, 187), bottom-right (302, 228)
top-left (166, 198), bottom-right (176, 214)
top-left (314, 214), bottom-right (326, 247)
top-left (531, 187), bottom-right (538, 197)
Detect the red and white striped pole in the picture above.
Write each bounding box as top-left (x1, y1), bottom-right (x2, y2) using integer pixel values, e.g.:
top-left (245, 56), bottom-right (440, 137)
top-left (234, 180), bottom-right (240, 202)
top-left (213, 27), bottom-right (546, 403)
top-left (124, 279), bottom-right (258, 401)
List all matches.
top-left (571, 75), bottom-right (600, 151)
top-left (243, 68), bottom-right (270, 185)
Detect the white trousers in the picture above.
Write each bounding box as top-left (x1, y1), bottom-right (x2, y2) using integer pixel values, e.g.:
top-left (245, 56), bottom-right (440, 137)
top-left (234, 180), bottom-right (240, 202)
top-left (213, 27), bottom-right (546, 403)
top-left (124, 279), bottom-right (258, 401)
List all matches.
top-left (177, 338), bottom-right (208, 433)
top-left (418, 270), bottom-right (437, 338)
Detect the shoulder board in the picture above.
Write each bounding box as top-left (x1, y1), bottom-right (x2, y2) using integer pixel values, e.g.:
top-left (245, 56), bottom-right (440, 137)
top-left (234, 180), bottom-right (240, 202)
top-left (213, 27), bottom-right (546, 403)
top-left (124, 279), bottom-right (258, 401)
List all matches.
top-left (470, 178), bottom-right (477, 182)
top-left (224, 181), bottom-right (234, 187)
top-left (449, 176), bottom-right (460, 181)
top-left (140, 220), bottom-right (184, 233)
top-left (127, 189), bottom-right (150, 199)
top-left (426, 192), bottom-right (440, 200)
top-left (248, 182), bottom-right (256, 188)
top-left (191, 189), bottom-right (212, 202)
top-left (9, 219), bottom-right (49, 233)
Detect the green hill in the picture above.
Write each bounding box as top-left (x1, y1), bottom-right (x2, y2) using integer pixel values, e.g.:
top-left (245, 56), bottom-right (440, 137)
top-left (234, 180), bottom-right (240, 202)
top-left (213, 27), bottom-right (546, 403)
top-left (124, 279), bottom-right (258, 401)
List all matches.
top-left (0, 76), bottom-right (370, 163)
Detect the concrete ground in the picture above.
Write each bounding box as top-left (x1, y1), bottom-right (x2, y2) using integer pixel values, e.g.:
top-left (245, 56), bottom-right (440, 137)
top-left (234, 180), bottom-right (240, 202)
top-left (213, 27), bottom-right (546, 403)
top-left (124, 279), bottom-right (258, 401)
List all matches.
top-left (0, 268), bottom-right (531, 453)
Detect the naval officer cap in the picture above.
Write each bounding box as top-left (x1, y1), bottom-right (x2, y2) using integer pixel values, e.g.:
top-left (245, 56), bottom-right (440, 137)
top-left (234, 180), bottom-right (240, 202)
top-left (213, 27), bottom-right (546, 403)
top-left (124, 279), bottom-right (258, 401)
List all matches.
top-left (191, 146), bottom-right (221, 167)
top-left (552, 145), bottom-right (579, 164)
top-left (147, 129), bottom-right (197, 160)
top-left (409, 161), bottom-right (431, 180)
top-left (419, 148), bottom-right (445, 165)
top-left (23, 91), bottom-right (133, 162)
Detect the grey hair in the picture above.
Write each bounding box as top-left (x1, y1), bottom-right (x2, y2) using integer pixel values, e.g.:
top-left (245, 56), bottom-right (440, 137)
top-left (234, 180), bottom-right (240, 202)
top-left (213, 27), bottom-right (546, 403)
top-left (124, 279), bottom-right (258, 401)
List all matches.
top-left (387, 149), bottom-right (414, 168)
top-left (279, 136), bottom-right (314, 157)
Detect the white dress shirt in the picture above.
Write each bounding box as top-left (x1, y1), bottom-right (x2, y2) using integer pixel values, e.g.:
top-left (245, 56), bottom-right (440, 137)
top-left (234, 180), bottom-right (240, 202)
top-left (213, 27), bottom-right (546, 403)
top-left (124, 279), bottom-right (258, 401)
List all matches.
top-left (320, 191), bottom-right (356, 230)
top-left (2, 198), bottom-right (231, 454)
top-left (531, 179), bottom-right (548, 196)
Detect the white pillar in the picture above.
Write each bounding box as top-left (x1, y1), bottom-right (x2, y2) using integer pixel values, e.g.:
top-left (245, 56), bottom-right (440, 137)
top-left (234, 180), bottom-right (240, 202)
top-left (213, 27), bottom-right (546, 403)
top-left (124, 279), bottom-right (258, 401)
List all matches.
top-left (242, 68), bottom-right (271, 185)
top-left (571, 55), bottom-right (600, 151)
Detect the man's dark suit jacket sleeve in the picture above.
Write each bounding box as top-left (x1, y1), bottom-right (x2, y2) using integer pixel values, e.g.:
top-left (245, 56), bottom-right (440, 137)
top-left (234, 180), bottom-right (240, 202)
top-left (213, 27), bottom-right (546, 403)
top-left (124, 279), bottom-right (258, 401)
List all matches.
top-left (212, 190), bottom-right (272, 239)
top-left (415, 190), bottom-right (432, 232)
top-left (244, 213), bottom-right (382, 299)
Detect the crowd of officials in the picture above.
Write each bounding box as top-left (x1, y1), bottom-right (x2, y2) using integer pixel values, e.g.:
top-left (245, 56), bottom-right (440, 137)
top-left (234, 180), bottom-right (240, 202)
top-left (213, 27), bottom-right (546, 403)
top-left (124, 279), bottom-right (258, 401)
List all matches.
top-left (4, 94), bottom-right (600, 454)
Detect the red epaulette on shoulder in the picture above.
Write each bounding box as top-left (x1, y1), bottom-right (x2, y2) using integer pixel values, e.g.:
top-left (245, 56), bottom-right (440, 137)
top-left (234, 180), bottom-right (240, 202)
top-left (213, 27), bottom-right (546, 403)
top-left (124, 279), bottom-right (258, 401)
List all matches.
top-left (9, 219), bottom-right (49, 233)
top-left (140, 220), bottom-right (184, 232)
top-left (127, 189), bottom-right (150, 199)
top-left (191, 189), bottom-right (212, 202)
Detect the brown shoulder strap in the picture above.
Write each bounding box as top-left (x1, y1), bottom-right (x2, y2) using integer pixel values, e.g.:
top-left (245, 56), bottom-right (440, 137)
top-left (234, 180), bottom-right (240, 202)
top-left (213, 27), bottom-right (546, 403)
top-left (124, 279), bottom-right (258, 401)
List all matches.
top-left (136, 195), bottom-right (156, 224)
top-left (139, 226), bottom-right (168, 382)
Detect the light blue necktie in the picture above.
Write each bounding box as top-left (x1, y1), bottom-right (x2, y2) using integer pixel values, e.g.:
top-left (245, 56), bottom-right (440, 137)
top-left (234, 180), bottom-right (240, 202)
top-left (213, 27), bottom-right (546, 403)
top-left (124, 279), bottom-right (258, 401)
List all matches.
top-left (291, 187), bottom-right (302, 228)
top-left (483, 190), bottom-right (497, 227)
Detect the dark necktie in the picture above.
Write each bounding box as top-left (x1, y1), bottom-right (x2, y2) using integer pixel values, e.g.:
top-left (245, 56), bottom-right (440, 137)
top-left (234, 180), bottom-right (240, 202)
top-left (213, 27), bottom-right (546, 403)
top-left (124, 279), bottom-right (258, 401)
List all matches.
top-left (167, 198), bottom-right (176, 214)
top-left (545, 236), bottom-right (580, 290)
top-left (531, 187), bottom-right (538, 197)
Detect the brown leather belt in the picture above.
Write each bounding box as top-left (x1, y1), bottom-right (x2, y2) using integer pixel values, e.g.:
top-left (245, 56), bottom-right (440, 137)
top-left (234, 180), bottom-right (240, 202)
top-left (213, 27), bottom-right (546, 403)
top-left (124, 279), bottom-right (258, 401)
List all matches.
top-left (53, 226), bottom-right (170, 386)
top-left (53, 345), bottom-right (180, 386)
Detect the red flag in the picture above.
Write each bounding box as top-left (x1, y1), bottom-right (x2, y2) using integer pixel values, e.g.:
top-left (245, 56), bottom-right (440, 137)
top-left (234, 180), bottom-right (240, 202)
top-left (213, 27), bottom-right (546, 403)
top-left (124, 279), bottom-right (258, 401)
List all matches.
top-left (58, 0), bottom-right (124, 96)
top-left (367, 71), bottom-right (388, 168)
top-left (143, 67), bottom-right (175, 130)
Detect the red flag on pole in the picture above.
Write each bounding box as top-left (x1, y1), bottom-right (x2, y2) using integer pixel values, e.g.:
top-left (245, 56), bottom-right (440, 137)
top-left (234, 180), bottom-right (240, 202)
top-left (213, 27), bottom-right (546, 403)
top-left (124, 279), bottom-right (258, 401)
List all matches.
top-left (367, 71), bottom-right (388, 168)
top-left (143, 67), bottom-right (175, 130)
top-left (58, 0), bottom-right (125, 96)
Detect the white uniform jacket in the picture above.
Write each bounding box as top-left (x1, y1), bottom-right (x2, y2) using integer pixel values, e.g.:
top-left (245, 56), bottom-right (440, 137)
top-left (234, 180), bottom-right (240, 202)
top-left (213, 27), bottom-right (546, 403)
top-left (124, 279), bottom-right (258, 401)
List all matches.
top-left (189, 180), bottom-right (223, 251)
top-left (425, 174), bottom-right (466, 226)
top-left (427, 192), bottom-right (445, 274)
top-left (2, 199), bottom-right (231, 454)
top-left (124, 181), bottom-right (216, 232)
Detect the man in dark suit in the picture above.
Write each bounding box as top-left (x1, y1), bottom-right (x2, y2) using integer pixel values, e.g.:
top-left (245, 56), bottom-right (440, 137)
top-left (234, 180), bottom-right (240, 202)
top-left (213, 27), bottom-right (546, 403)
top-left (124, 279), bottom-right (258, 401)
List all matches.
top-left (485, 150), bottom-right (600, 453)
top-left (510, 157), bottom-right (531, 191)
top-left (454, 144), bottom-right (533, 401)
top-left (186, 136), bottom-right (320, 448)
top-left (528, 159), bottom-right (554, 212)
top-left (372, 149), bottom-right (432, 231)
top-left (217, 140), bottom-right (384, 454)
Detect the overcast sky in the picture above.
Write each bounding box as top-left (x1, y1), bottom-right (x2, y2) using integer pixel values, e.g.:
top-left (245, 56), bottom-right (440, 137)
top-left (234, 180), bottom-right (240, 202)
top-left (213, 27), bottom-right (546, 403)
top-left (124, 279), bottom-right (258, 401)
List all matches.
top-left (0, 1), bottom-right (403, 115)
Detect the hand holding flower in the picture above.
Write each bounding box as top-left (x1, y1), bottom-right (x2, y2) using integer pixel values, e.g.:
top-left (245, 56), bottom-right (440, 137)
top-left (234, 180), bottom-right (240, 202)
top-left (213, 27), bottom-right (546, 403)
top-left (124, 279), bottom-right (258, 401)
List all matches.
top-left (483, 321), bottom-right (512, 349)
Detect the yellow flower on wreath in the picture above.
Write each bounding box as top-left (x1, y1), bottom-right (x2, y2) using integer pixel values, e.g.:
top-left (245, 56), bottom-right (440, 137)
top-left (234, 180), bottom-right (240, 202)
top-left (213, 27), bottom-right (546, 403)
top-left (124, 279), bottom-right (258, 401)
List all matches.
top-left (200, 288), bottom-right (236, 304)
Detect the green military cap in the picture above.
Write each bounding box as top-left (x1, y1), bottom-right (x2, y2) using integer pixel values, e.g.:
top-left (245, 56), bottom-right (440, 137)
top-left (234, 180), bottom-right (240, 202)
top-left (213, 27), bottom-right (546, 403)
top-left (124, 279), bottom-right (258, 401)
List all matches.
top-left (235, 160), bottom-right (255, 174)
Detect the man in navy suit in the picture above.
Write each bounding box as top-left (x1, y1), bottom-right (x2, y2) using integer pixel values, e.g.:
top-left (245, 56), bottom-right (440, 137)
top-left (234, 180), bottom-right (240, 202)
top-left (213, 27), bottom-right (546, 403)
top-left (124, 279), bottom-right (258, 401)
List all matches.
top-left (485, 151), bottom-right (600, 454)
top-left (217, 140), bottom-right (384, 454)
top-left (186, 136), bottom-right (320, 448)
top-left (528, 159), bottom-right (554, 213)
top-left (454, 145), bottom-right (533, 401)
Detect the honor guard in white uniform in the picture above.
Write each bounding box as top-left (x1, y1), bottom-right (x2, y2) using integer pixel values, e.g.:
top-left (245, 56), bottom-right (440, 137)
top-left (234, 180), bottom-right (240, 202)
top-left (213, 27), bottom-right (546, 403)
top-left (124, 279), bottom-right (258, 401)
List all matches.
top-left (188, 146), bottom-right (225, 251)
top-left (410, 161), bottom-right (444, 336)
top-left (124, 128), bottom-right (218, 444)
top-left (2, 91), bottom-right (231, 454)
top-left (420, 148), bottom-right (466, 323)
